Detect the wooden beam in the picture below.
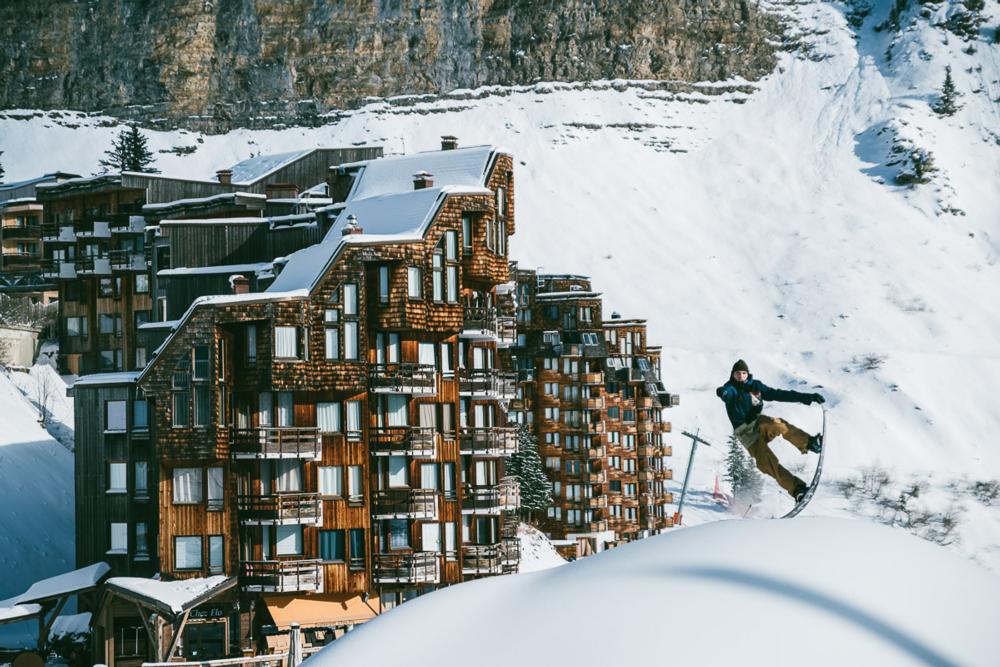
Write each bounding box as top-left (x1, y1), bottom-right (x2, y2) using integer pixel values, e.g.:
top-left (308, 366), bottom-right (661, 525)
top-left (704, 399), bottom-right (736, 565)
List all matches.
top-left (133, 601), bottom-right (157, 660)
top-left (163, 612), bottom-right (190, 662)
top-left (37, 596), bottom-right (67, 652)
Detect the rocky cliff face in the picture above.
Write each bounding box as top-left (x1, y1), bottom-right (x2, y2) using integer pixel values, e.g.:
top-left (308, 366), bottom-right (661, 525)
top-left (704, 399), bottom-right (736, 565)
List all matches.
top-left (0, 0), bottom-right (779, 132)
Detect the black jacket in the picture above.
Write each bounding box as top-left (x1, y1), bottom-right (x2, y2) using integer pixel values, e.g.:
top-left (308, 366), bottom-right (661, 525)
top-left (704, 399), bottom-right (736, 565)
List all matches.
top-left (716, 374), bottom-right (814, 429)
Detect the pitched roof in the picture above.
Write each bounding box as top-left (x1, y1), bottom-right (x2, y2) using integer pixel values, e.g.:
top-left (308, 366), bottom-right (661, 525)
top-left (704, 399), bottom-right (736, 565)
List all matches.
top-left (343, 145), bottom-right (498, 200)
top-left (228, 149), bottom-right (313, 185)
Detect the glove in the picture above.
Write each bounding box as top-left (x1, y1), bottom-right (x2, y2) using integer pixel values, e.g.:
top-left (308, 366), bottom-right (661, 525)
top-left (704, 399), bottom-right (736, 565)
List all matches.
top-left (810, 393), bottom-right (825, 405)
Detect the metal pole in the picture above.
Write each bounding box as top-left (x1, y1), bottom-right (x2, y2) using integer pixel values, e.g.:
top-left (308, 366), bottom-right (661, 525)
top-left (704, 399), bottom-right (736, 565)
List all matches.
top-left (674, 429), bottom-right (714, 526)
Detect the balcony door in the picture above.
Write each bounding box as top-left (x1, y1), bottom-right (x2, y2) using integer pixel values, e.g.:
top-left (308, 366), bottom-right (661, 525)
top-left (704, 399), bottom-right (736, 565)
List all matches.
top-left (387, 456), bottom-right (409, 489)
top-left (276, 392), bottom-right (294, 427)
top-left (258, 392), bottom-right (273, 427)
top-left (274, 460), bottom-right (303, 493)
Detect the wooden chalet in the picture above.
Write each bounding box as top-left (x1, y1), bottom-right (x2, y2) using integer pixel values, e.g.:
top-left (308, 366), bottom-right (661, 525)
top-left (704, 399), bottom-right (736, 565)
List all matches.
top-left (505, 267), bottom-right (678, 552)
top-left (72, 139), bottom-right (520, 662)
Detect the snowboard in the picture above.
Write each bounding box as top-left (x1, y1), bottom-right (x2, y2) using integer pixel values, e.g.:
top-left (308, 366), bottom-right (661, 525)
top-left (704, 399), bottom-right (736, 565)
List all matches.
top-left (780, 405), bottom-right (827, 519)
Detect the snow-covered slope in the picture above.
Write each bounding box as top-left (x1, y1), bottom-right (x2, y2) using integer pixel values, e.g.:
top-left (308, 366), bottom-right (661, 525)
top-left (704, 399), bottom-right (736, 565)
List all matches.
top-left (310, 518), bottom-right (1000, 666)
top-left (0, 369), bottom-right (74, 649)
top-left (1, 0), bottom-right (998, 571)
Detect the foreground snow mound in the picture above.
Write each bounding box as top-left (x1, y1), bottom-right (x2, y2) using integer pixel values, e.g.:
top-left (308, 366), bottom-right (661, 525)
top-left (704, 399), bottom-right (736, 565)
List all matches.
top-left (312, 518), bottom-right (999, 667)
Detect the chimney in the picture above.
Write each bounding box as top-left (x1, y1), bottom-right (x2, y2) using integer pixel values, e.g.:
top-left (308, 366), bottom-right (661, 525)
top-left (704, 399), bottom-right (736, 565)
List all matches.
top-left (341, 214), bottom-right (364, 236)
top-left (216, 169), bottom-right (233, 185)
top-left (413, 171), bottom-right (434, 190)
top-left (230, 274), bottom-right (250, 294)
top-left (266, 183), bottom-right (299, 200)
top-left (441, 135), bottom-right (458, 151)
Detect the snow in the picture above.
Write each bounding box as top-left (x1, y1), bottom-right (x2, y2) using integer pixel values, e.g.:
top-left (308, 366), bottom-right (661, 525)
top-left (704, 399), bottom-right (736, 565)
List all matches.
top-left (228, 149), bottom-right (312, 184)
top-left (142, 191), bottom-right (265, 211)
top-left (15, 563), bottom-right (110, 605)
top-left (265, 241), bottom-right (344, 293)
top-left (0, 370), bottom-right (74, 648)
top-left (322, 187), bottom-right (447, 242)
top-left (70, 371), bottom-right (140, 387)
top-left (0, 599), bottom-right (40, 624)
top-left (516, 523), bottom-right (566, 573)
top-left (158, 262), bottom-right (271, 277)
top-left (343, 145), bottom-right (496, 200)
top-left (311, 518), bottom-right (1000, 666)
top-left (49, 612), bottom-right (92, 639)
top-left (105, 576), bottom-right (232, 615)
top-left (160, 217), bottom-right (265, 226)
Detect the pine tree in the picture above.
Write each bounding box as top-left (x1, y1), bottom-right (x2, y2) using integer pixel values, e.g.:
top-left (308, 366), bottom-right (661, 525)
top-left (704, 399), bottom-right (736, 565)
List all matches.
top-left (931, 66), bottom-right (961, 116)
top-left (725, 434), bottom-right (763, 504)
top-left (99, 125), bottom-right (159, 173)
top-left (507, 424), bottom-right (552, 520)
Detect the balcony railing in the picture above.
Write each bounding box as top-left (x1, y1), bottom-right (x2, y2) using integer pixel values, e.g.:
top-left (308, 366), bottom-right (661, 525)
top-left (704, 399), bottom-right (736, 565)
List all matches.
top-left (76, 221), bottom-right (111, 239)
top-left (0, 225), bottom-right (41, 240)
top-left (41, 258), bottom-right (77, 280)
top-left (240, 559), bottom-right (323, 593)
top-left (111, 215), bottom-right (145, 234)
top-left (231, 427), bottom-right (321, 460)
top-left (462, 307), bottom-right (517, 347)
top-left (501, 537), bottom-right (520, 573)
top-left (41, 224), bottom-right (76, 243)
top-left (459, 369), bottom-right (516, 399)
top-left (458, 426), bottom-right (518, 457)
top-left (109, 249), bottom-right (148, 272)
top-left (374, 552), bottom-right (439, 584)
top-left (369, 363), bottom-right (436, 395)
top-left (237, 492), bottom-right (322, 525)
top-left (461, 544), bottom-right (503, 575)
top-left (582, 372), bottom-right (604, 385)
top-left (462, 477), bottom-right (519, 515)
top-left (587, 495), bottom-right (608, 509)
top-left (373, 488), bottom-right (437, 519)
top-left (586, 471), bottom-right (607, 484)
top-left (369, 426), bottom-right (436, 457)
top-left (76, 255), bottom-right (111, 275)
top-left (587, 445), bottom-right (606, 459)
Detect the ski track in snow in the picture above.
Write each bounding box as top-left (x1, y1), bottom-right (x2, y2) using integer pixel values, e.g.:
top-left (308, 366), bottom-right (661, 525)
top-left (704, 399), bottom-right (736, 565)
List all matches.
top-left (0, 0), bottom-right (998, 582)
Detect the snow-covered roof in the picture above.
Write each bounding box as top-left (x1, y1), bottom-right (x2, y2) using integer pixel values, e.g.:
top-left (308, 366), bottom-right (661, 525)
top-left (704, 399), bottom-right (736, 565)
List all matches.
top-left (0, 172), bottom-right (79, 193)
top-left (229, 150), bottom-right (312, 185)
top-left (16, 562), bottom-right (110, 604)
top-left (158, 262), bottom-right (271, 278)
top-left (105, 576), bottom-right (235, 618)
top-left (323, 187), bottom-right (442, 242)
top-left (160, 217), bottom-right (267, 226)
top-left (603, 319), bottom-right (646, 327)
top-left (50, 612), bottom-right (92, 638)
top-left (71, 372), bottom-right (141, 387)
top-left (265, 241), bottom-right (345, 294)
top-left (343, 145), bottom-right (498, 200)
top-left (143, 191), bottom-right (266, 212)
top-left (0, 598), bottom-right (40, 624)
top-left (535, 291), bottom-right (602, 300)
top-left (138, 320), bottom-right (179, 330)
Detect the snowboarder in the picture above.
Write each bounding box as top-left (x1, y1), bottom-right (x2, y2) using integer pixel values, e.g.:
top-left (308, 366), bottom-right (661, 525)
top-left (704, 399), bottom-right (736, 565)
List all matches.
top-left (716, 360), bottom-right (825, 502)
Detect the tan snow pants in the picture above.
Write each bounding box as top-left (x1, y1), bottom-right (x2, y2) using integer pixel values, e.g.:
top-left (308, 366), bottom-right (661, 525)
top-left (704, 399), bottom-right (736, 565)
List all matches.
top-left (734, 415), bottom-right (811, 497)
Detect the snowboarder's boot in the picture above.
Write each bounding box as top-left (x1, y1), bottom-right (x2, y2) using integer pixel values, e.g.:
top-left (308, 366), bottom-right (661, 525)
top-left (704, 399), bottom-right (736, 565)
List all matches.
top-left (793, 482), bottom-right (809, 504)
top-left (807, 432), bottom-right (823, 454)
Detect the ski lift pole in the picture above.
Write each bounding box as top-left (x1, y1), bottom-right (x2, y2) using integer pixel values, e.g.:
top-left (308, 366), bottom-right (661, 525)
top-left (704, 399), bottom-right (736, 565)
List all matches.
top-left (674, 429), bottom-right (714, 526)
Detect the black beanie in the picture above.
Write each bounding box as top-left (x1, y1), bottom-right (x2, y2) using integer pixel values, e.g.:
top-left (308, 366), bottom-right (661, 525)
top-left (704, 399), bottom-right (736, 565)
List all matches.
top-left (731, 359), bottom-right (749, 374)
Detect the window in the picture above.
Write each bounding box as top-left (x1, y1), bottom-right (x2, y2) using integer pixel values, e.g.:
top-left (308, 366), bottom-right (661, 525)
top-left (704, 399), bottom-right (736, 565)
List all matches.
top-left (172, 391), bottom-right (190, 427)
top-left (174, 536), bottom-right (202, 570)
top-left (276, 525), bottom-right (303, 555)
top-left (443, 462), bottom-right (456, 500)
top-left (444, 522), bottom-right (457, 560)
top-left (320, 530), bottom-right (345, 561)
top-left (346, 401), bottom-right (362, 439)
top-left (446, 266), bottom-right (458, 302)
top-left (418, 342), bottom-right (435, 367)
top-left (108, 463), bottom-right (127, 493)
top-left (100, 349), bottom-right (122, 371)
top-left (378, 266), bottom-right (389, 303)
top-left (324, 313), bottom-right (339, 360)
top-left (349, 528), bottom-right (365, 569)
top-left (388, 456), bottom-right (409, 487)
top-left (135, 461), bottom-right (148, 497)
top-left (343, 284), bottom-right (358, 316)
top-left (389, 519), bottom-right (409, 549)
top-left (209, 536), bottom-right (224, 573)
top-left (173, 468), bottom-right (203, 504)
top-left (421, 523), bottom-right (441, 552)
top-left (192, 346), bottom-right (209, 380)
top-left (135, 522), bottom-right (149, 557)
top-left (347, 465), bottom-right (363, 502)
top-left (110, 523), bottom-right (128, 553)
top-left (246, 325), bottom-right (257, 365)
top-left (344, 322), bottom-right (358, 360)
top-left (66, 316), bottom-right (85, 337)
top-left (106, 400), bottom-right (127, 432)
top-left (580, 307), bottom-right (593, 323)
top-left (432, 253), bottom-right (443, 301)
top-left (193, 386), bottom-right (210, 427)
top-left (319, 466), bottom-right (343, 496)
top-left (207, 467), bottom-right (224, 510)
top-left (275, 326), bottom-right (298, 359)
top-left (276, 392), bottom-right (294, 427)
top-left (407, 267), bottom-right (422, 298)
top-left (445, 230), bottom-right (457, 260)
top-left (440, 343), bottom-right (453, 374)
top-left (135, 347), bottom-right (147, 369)
top-left (582, 332), bottom-right (599, 345)
top-left (317, 402), bottom-right (341, 432)
top-left (274, 460), bottom-right (303, 493)
top-left (462, 215), bottom-right (473, 251)
top-left (135, 274), bottom-right (149, 294)
top-left (420, 463), bottom-right (439, 490)
top-left (99, 278), bottom-right (114, 297)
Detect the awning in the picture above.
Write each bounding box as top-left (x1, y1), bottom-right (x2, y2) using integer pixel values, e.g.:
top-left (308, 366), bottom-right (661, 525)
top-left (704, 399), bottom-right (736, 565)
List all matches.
top-left (263, 593), bottom-right (380, 630)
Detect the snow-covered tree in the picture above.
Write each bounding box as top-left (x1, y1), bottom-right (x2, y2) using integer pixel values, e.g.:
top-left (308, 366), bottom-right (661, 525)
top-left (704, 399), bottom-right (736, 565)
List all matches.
top-left (944, 0), bottom-right (986, 40)
top-left (725, 434), bottom-right (763, 504)
top-left (507, 424), bottom-right (552, 519)
top-left (99, 125), bottom-right (159, 173)
top-left (931, 66), bottom-right (962, 116)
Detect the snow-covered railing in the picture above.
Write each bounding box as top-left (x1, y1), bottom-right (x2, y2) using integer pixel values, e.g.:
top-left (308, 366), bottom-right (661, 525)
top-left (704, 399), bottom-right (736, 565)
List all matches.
top-left (461, 544), bottom-right (503, 575)
top-left (458, 368), bottom-right (516, 399)
top-left (458, 426), bottom-right (518, 457)
top-left (461, 477), bottom-right (519, 515)
top-left (368, 426), bottom-right (436, 457)
top-left (374, 552), bottom-right (438, 584)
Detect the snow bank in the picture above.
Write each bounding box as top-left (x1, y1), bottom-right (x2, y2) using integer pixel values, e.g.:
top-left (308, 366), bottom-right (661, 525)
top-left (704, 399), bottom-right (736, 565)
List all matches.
top-left (312, 518), bottom-right (1000, 666)
top-left (516, 523), bottom-right (566, 573)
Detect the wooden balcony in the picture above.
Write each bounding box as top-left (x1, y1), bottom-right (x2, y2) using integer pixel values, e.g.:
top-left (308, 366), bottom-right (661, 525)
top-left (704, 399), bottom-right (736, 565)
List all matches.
top-left (459, 368), bottom-right (516, 399)
top-left (41, 258), bottom-right (76, 280)
top-left (655, 469), bottom-right (674, 481)
top-left (369, 426), bottom-right (436, 457)
top-left (231, 427), bottom-right (321, 460)
top-left (582, 372), bottom-right (604, 385)
top-left (240, 559), bottom-right (323, 593)
top-left (586, 396), bottom-right (605, 410)
top-left (639, 421), bottom-right (655, 433)
top-left (585, 521), bottom-right (609, 532)
top-left (109, 249), bottom-right (148, 272)
top-left (1, 225), bottom-right (40, 240)
top-left (75, 220), bottom-right (112, 239)
top-left (40, 224), bottom-right (76, 243)
top-left (374, 552), bottom-right (439, 584)
top-left (638, 470), bottom-right (655, 481)
top-left (587, 495), bottom-right (608, 509)
top-left (584, 421), bottom-right (605, 434)
top-left (637, 397), bottom-right (654, 409)
top-left (461, 544), bottom-right (503, 575)
top-left (462, 477), bottom-right (519, 515)
top-left (587, 445), bottom-right (606, 459)
top-left (586, 470), bottom-right (607, 484)
top-left (237, 493), bottom-right (322, 525)
top-left (369, 363), bottom-right (436, 395)
top-left (637, 444), bottom-right (662, 457)
top-left (462, 307), bottom-right (517, 347)
top-left (76, 255), bottom-right (111, 275)
top-left (459, 426), bottom-right (518, 457)
top-left (663, 445), bottom-right (672, 456)
top-left (373, 488), bottom-right (437, 519)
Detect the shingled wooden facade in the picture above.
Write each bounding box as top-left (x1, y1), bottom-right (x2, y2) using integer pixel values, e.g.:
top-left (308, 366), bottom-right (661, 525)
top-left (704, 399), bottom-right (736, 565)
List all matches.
top-left (505, 267), bottom-right (677, 552)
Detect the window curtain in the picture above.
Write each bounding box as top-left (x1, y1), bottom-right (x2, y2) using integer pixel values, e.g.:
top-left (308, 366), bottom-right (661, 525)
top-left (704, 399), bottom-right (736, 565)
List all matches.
top-left (347, 401), bottom-right (362, 433)
top-left (418, 342), bottom-right (436, 367)
top-left (387, 395), bottom-right (408, 426)
top-left (275, 327), bottom-right (298, 358)
top-left (274, 460), bottom-right (303, 493)
top-left (317, 402), bottom-right (341, 432)
top-left (276, 392), bottom-right (294, 427)
top-left (106, 401), bottom-right (127, 431)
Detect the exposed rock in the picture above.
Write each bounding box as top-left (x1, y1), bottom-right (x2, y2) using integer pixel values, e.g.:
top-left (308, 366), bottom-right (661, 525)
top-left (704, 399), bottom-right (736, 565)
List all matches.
top-left (0, 0), bottom-right (780, 133)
